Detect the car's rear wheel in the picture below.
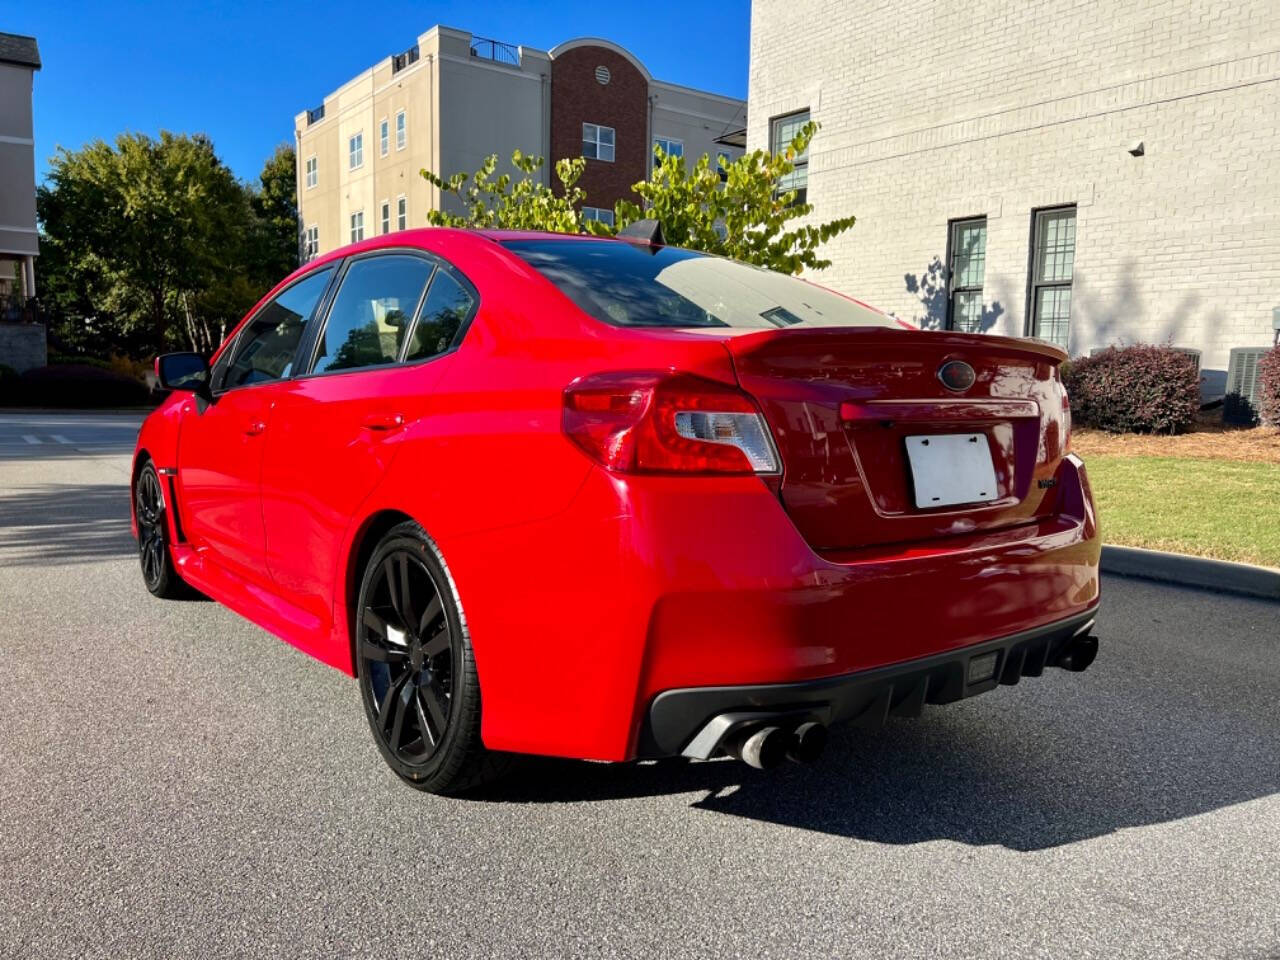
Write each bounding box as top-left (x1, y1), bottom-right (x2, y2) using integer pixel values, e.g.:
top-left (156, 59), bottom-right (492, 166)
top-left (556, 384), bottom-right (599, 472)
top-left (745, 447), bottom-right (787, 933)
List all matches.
top-left (355, 521), bottom-right (502, 794)
top-left (133, 461), bottom-right (189, 599)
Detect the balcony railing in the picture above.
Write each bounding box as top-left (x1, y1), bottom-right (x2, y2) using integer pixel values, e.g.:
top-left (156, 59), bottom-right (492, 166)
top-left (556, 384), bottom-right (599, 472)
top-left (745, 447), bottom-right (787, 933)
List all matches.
top-left (469, 36), bottom-right (519, 67)
top-left (306, 104), bottom-right (326, 126)
top-left (392, 44), bottom-right (420, 74)
top-left (0, 294), bottom-right (41, 324)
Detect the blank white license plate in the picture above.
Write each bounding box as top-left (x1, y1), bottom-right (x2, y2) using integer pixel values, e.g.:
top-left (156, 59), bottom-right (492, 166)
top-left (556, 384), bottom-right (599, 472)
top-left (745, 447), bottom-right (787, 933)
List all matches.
top-left (904, 434), bottom-right (999, 509)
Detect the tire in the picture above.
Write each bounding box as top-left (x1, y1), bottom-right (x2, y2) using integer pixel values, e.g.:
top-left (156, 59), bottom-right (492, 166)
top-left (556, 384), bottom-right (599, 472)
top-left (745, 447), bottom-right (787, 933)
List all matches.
top-left (354, 520), bottom-right (504, 795)
top-left (133, 460), bottom-right (190, 600)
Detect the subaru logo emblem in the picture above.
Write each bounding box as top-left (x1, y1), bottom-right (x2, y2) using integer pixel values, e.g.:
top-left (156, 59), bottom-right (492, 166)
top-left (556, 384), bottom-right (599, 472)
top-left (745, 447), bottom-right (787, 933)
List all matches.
top-left (938, 360), bottom-right (976, 392)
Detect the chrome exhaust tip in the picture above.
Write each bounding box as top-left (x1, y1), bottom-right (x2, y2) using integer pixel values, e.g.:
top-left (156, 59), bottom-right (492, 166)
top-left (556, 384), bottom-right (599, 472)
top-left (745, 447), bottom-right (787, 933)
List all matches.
top-left (786, 721), bottom-right (828, 764)
top-left (726, 725), bottom-right (789, 770)
top-left (1052, 634), bottom-right (1098, 672)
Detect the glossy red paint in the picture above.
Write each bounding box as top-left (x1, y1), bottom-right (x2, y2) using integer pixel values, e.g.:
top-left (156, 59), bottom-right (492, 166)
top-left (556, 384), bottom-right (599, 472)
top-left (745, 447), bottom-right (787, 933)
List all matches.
top-left (133, 228), bottom-right (1100, 763)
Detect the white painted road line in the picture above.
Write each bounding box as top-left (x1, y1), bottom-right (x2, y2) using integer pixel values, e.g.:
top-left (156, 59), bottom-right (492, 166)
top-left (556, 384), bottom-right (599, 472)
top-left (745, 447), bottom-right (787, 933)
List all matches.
top-left (21, 435), bottom-right (40, 445)
top-left (52, 435), bottom-right (72, 445)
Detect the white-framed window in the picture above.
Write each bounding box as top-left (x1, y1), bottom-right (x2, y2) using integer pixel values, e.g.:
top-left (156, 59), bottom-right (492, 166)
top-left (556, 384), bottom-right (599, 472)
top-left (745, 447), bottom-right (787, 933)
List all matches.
top-left (305, 155), bottom-right (317, 189)
top-left (303, 225), bottom-right (319, 260)
top-left (947, 217), bottom-right (988, 333)
top-left (348, 132), bottom-right (363, 170)
top-left (1028, 206), bottom-right (1077, 349)
top-left (770, 109), bottom-right (810, 201)
top-left (397, 195), bottom-right (407, 230)
top-left (396, 110), bottom-right (406, 151)
top-left (582, 206), bottom-right (615, 227)
top-left (380, 200), bottom-right (390, 235)
top-left (379, 118), bottom-right (389, 157)
top-left (653, 137), bottom-right (683, 162)
top-left (350, 210), bottom-right (364, 243)
top-left (582, 123), bottom-right (615, 162)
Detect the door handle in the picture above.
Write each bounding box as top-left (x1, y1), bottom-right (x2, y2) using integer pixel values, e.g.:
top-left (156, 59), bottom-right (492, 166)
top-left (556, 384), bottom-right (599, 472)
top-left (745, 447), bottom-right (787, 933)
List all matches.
top-left (245, 421), bottom-right (267, 436)
top-left (361, 413), bottom-right (406, 432)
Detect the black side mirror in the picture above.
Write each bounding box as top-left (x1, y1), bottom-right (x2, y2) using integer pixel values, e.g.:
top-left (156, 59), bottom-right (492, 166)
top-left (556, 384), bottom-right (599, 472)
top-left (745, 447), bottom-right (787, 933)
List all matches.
top-left (156, 352), bottom-right (211, 397)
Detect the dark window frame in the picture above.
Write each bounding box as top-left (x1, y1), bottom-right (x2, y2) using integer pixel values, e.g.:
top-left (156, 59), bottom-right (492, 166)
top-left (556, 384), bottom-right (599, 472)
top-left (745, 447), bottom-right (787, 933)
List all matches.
top-left (295, 247), bottom-right (481, 381)
top-left (770, 109), bottom-right (810, 205)
top-left (945, 215), bottom-right (987, 332)
top-left (211, 264), bottom-right (341, 396)
top-left (1024, 204), bottom-right (1077, 348)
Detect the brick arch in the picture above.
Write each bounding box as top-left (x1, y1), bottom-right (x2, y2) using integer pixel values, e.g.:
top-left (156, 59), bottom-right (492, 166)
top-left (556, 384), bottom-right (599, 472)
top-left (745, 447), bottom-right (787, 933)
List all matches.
top-left (549, 44), bottom-right (650, 210)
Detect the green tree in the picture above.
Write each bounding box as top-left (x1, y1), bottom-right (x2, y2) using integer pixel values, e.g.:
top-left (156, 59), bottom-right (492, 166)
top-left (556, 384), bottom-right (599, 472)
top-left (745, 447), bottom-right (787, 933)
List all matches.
top-left (418, 121), bottom-right (853, 274)
top-left (252, 143), bottom-right (300, 279)
top-left (36, 132), bottom-right (281, 358)
top-left (421, 149), bottom-right (605, 235)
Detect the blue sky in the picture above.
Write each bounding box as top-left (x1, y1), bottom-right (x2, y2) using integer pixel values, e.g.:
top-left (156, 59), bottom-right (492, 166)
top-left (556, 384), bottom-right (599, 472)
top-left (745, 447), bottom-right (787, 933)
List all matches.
top-left (11, 0), bottom-right (751, 186)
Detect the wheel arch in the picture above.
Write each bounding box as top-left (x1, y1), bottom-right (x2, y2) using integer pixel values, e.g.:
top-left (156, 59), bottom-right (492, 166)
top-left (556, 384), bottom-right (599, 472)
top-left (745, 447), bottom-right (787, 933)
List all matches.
top-left (343, 508), bottom-right (417, 672)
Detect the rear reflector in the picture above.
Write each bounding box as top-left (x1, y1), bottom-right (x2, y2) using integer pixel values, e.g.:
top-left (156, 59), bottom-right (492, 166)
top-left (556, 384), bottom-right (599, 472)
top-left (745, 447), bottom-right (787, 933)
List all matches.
top-left (564, 371), bottom-right (780, 475)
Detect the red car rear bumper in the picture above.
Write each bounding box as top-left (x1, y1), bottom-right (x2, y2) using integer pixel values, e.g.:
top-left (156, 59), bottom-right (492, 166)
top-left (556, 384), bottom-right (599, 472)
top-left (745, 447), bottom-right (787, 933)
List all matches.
top-left (450, 454), bottom-right (1100, 762)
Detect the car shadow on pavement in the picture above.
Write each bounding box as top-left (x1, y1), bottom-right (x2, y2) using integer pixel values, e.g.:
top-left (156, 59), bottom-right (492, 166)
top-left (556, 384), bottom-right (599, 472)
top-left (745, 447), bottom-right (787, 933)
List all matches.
top-left (0, 483), bottom-right (137, 566)
top-left (481, 652), bottom-right (1280, 852)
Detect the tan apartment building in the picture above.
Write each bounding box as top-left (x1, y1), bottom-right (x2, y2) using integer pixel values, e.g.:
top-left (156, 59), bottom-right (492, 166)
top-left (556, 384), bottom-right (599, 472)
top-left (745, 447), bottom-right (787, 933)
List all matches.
top-left (0, 31), bottom-right (44, 373)
top-left (748, 0), bottom-right (1280, 399)
top-left (295, 27), bottom-right (747, 259)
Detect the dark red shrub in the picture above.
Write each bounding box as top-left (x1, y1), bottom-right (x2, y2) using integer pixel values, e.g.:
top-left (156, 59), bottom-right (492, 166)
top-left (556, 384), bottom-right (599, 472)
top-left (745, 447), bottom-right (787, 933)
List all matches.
top-left (1259, 346), bottom-right (1280, 428)
top-left (1062, 345), bottom-right (1201, 434)
top-left (13, 364), bottom-right (152, 408)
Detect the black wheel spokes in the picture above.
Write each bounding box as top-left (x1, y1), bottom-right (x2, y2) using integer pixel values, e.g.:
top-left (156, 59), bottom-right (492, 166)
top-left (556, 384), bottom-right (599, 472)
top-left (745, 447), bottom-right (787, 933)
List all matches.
top-left (362, 549), bottom-right (454, 764)
top-left (137, 471), bottom-right (165, 586)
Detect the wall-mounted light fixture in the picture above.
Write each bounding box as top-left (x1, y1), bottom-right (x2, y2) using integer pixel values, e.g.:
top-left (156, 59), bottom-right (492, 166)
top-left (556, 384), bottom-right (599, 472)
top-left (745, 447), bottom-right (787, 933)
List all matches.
top-left (1127, 140), bottom-right (1145, 157)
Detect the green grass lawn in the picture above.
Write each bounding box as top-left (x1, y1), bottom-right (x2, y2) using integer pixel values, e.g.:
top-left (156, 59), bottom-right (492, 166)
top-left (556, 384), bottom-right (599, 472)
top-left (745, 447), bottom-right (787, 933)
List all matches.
top-left (1085, 455), bottom-right (1280, 568)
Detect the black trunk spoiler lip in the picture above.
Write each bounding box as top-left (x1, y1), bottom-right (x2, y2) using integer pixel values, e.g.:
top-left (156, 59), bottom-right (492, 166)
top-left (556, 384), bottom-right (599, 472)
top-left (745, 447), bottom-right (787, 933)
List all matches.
top-left (722, 326), bottom-right (1069, 364)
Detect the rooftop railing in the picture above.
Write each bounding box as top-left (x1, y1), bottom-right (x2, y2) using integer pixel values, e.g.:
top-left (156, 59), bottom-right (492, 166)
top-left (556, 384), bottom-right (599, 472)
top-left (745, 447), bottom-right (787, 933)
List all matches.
top-left (469, 36), bottom-right (519, 67)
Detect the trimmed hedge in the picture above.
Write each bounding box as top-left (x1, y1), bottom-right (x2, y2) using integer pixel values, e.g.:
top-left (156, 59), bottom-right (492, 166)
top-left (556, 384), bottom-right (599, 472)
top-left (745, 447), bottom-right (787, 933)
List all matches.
top-left (1260, 346), bottom-right (1280, 428)
top-left (1062, 345), bottom-right (1201, 434)
top-left (0, 364), bottom-right (152, 408)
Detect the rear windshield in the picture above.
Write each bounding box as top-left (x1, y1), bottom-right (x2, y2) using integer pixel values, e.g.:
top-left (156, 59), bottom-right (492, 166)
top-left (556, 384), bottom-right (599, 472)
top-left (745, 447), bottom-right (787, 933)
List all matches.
top-left (502, 238), bottom-right (896, 330)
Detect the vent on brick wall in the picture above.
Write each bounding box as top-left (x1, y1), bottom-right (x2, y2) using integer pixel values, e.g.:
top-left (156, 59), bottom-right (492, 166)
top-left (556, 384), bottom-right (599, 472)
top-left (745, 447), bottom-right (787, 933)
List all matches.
top-left (1223, 346), bottom-right (1270, 425)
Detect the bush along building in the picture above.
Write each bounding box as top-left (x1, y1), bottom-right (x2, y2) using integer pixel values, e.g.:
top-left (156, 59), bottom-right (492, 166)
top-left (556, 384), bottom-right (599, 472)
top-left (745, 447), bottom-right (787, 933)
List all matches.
top-left (294, 27), bottom-right (746, 259)
top-left (747, 0), bottom-right (1280, 405)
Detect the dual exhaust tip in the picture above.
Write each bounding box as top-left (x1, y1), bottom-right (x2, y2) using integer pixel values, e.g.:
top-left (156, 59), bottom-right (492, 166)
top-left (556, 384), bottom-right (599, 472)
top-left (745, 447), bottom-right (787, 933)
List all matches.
top-left (725, 721), bottom-right (828, 770)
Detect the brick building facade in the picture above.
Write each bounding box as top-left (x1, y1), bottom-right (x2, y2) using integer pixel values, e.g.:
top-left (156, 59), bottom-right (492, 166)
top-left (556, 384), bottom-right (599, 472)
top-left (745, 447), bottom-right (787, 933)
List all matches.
top-left (747, 0), bottom-right (1280, 394)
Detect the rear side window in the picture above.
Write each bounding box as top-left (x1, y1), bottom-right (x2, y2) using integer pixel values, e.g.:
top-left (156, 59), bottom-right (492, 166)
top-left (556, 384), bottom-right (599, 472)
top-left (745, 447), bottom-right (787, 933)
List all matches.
top-left (503, 239), bottom-right (896, 330)
top-left (311, 255), bottom-right (433, 374)
top-left (404, 269), bottom-right (475, 363)
top-left (222, 267), bottom-right (334, 390)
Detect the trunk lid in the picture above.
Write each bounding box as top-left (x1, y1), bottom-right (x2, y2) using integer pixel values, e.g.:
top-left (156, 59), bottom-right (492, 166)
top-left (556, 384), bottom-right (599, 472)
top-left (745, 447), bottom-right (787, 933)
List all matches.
top-left (724, 327), bottom-right (1070, 552)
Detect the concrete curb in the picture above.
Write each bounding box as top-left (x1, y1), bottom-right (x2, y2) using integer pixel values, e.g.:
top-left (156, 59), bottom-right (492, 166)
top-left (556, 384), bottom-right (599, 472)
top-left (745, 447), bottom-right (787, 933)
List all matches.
top-left (1101, 545), bottom-right (1280, 602)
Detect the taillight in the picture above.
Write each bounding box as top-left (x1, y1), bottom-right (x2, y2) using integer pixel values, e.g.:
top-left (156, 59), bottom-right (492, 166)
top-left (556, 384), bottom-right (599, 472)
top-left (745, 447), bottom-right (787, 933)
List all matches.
top-left (563, 371), bottom-right (780, 475)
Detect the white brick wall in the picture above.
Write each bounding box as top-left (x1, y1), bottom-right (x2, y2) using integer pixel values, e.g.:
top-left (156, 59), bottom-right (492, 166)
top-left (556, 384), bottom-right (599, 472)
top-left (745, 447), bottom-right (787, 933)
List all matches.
top-left (748, 0), bottom-right (1280, 392)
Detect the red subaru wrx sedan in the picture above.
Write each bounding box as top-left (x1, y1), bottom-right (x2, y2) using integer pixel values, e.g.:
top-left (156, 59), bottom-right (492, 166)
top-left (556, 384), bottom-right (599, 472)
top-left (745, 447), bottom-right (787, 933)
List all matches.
top-left (132, 227), bottom-right (1100, 794)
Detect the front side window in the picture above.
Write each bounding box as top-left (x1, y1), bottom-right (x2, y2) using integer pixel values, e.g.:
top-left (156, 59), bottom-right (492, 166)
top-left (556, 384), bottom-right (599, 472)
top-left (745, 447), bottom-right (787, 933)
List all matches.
top-left (380, 201), bottom-right (390, 235)
top-left (653, 137), bottom-right (683, 163)
top-left (305, 155), bottom-right (317, 189)
top-left (311, 255), bottom-right (434, 374)
top-left (350, 211), bottom-right (364, 243)
top-left (947, 217), bottom-right (987, 333)
top-left (397, 195), bottom-right (407, 231)
top-left (582, 206), bottom-right (615, 227)
top-left (504, 239), bottom-right (896, 331)
top-left (222, 267), bottom-right (334, 390)
top-left (771, 110), bottom-right (810, 201)
top-left (404, 268), bottom-right (477, 363)
top-left (582, 123), bottom-right (615, 162)
top-left (349, 132), bottom-right (363, 170)
top-left (379, 118), bottom-right (389, 157)
top-left (1029, 206), bottom-right (1076, 349)
top-left (396, 110), bottom-right (406, 150)
top-left (303, 225), bottom-right (319, 260)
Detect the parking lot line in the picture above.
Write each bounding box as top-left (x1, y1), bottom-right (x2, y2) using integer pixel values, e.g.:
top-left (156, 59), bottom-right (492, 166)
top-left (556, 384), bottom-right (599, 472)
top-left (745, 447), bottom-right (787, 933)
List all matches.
top-left (52, 435), bottom-right (72, 445)
top-left (21, 435), bottom-right (40, 445)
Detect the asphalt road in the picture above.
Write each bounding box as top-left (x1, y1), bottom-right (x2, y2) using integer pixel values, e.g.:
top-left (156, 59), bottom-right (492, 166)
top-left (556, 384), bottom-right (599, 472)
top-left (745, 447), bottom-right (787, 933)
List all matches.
top-left (1, 411), bottom-right (1278, 959)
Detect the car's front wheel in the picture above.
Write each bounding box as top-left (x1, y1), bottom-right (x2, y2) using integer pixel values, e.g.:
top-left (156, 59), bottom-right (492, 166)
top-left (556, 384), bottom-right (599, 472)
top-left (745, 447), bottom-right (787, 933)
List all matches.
top-left (133, 461), bottom-right (189, 599)
top-left (355, 521), bottom-right (502, 794)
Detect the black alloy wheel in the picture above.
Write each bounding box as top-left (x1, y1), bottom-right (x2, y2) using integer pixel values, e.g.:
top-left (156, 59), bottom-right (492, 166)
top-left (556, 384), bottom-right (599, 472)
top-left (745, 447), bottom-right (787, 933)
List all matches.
top-left (134, 461), bottom-right (187, 599)
top-left (356, 521), bottom-right (501, 794)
